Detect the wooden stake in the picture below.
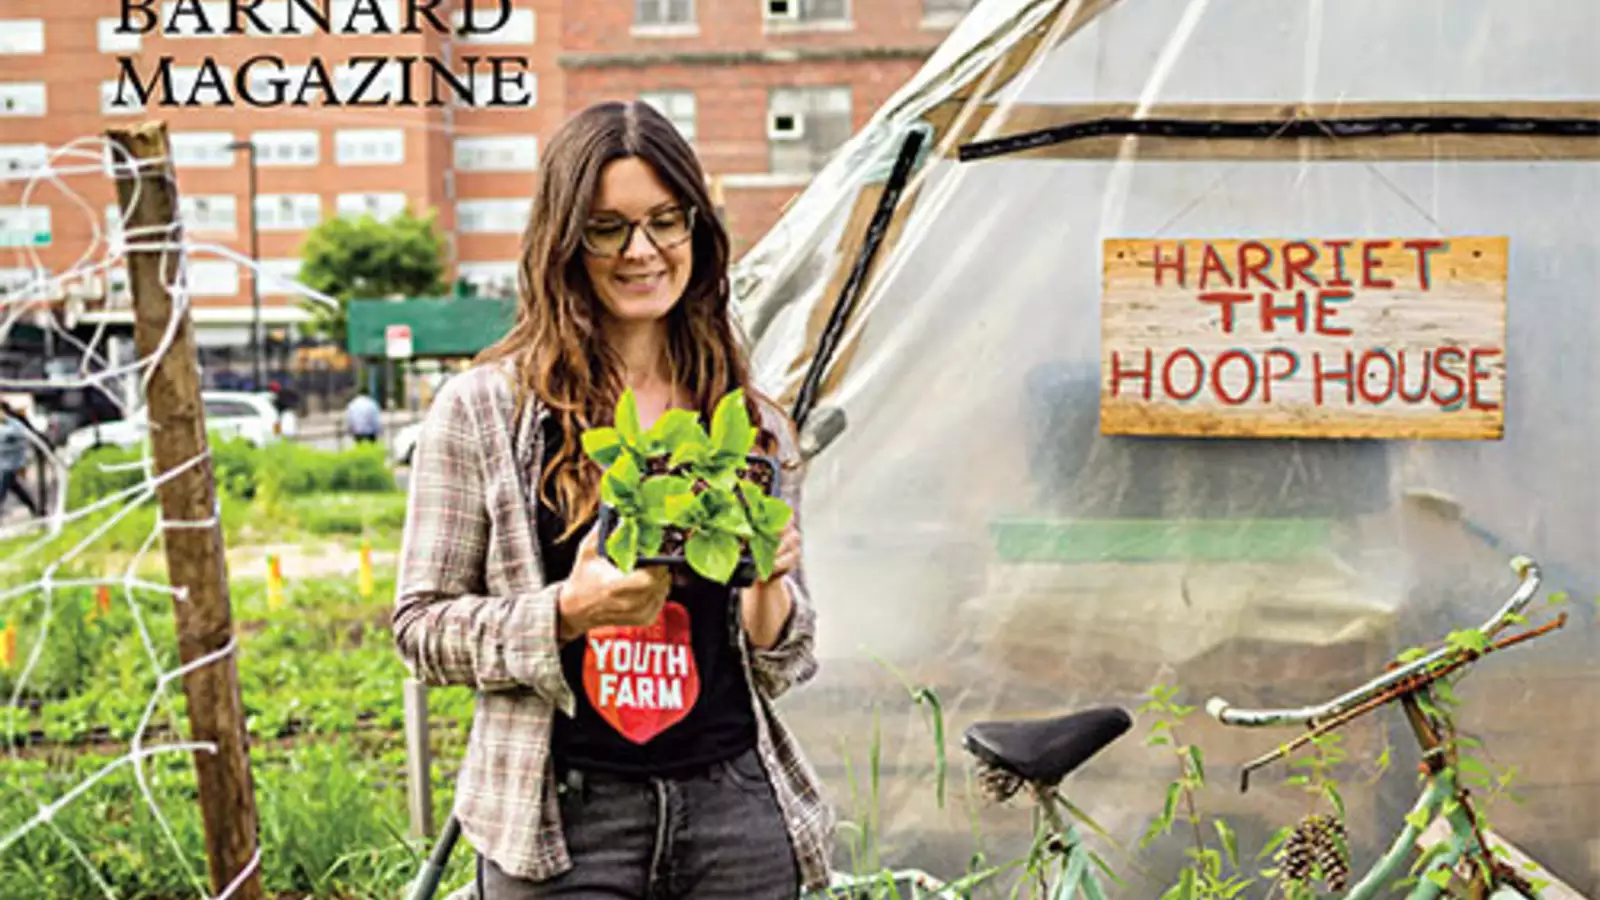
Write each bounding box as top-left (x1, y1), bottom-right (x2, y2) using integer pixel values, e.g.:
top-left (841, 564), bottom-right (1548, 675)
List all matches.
top-left (106, 122), bottom-right (265, 900)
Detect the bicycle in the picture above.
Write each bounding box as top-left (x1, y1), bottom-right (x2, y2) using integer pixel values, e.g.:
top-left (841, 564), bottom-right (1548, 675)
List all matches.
top-left (1204, 554), bottom-right (1572, 899)
top-left (812, 703), bottom-right (1136, 899)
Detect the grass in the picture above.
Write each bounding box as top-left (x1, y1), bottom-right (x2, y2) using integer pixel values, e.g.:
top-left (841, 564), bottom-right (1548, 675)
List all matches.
top-left (0, 526), bottom-right (481, 899)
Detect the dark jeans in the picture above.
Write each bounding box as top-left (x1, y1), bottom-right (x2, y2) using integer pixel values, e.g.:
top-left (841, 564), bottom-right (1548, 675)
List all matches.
top-left (0, 469), bottom-right (38, 516)
top-left (352, 433), bottom-right (378, 444)
top-left (477, 747), bottom-right (800, 900)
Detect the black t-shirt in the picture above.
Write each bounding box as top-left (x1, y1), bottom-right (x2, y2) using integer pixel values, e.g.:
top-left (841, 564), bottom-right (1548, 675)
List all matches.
top-left (537, 416), bottom-right (757, 776)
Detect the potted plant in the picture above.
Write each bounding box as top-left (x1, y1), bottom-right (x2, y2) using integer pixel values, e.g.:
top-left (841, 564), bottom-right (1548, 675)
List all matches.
top-left (582, 388), bottom-right (792, 588)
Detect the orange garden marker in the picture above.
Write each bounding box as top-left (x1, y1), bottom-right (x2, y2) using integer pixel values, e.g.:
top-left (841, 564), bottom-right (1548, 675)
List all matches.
top-left (0, 620), bottom-right (14, 671)
top-left (358, 538), bottom-right (374, 600)
top-left (96, 584), bottom-right (112, 618)
top-left (267, 553), bottom-right (285, 611)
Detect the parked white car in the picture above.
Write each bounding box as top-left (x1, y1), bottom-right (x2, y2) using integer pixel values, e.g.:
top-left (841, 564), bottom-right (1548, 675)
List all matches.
top-left (62, 391), bottom-right (297, 466)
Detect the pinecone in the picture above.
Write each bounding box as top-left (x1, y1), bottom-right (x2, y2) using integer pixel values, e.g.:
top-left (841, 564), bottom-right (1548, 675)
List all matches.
top-left (1280, 814), bottom-right (1350, 891)
top-left (975, 760), bottom-right (1023, 803)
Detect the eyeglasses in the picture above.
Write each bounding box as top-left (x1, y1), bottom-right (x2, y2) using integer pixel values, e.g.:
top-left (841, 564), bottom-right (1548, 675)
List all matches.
top-left (581, 205), bottom-right (696, 258)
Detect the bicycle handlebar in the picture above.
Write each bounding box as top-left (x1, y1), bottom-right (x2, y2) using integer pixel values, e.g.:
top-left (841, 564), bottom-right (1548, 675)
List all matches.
top-left (1206, 555), bottom-right (1542, 729)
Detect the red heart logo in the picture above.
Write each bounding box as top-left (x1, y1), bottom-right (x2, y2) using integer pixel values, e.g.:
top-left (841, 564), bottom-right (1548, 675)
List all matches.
top-left (582, 602), bottom-right (700, 744)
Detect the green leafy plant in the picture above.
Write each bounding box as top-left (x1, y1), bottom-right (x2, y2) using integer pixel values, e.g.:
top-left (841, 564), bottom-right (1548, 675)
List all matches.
top-left (581, 388), bottom-right (791, 584)
top-left (1140, 684), bottom-right (1256, 900)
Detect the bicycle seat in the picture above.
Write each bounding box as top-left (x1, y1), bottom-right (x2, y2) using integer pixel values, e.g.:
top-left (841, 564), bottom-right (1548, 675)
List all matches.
top-left (962, 706), bottom-right (1132, 786)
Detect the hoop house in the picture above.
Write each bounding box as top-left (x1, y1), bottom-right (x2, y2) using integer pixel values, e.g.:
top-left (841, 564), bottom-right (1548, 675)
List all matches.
top-left (734, 0), bottom-right (1600, 893)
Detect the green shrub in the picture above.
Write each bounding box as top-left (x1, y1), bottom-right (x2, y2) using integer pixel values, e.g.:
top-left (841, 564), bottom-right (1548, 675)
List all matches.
top-left (65, 440), bottom-right (395, 507)
top-left (65, 445), bottom-right (146, 508)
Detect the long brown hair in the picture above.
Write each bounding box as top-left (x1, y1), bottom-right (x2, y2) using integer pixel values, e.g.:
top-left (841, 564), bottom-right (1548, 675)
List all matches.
top-left (477, 100), bottom-right (779, 537)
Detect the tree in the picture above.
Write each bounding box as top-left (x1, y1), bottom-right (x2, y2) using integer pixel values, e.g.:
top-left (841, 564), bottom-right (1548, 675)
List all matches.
top-left (297, 209), bottom-right (449, 344)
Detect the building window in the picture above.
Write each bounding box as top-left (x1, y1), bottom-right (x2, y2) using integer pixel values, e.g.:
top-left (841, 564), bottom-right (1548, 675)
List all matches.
top-left (922, 0), bottom-right (973, 24)
top-left (256, 194), bottom-right (322, 231)
top-left (332, 63), bottom-right (404, 101)
top-left (457, 262), bottom-right (519, 296)
top-left (179, 195), bottom-right (237, 235)
top-left (454, 136), bottom-right (538, 172)
top-left (640, 91), bottom-right (697, 144)
top-left (0, 21), bottom-right (45, 55)
top-left (0, 144), bottom-right (47, 177)
top-left (454, 71), bottom-right (537, 108)
top-left (101, 80), bottom-right (146, 116)
top-left (160, 1), bottom-right (233, 38)
top-left (169, 65), bottom-right (234, 102)
top-left (253, 130), bottom-right (320, 167)
top-left (763, 0), bottom-right (848, 26)
top-left (453, 8), bottom-right (536, 43)
top-left (98, 18), bottom-right (143, 52)
top-left (104, 203), bottom-right (125, 246)
top-left (0, 83), bottom-right (47, 117)
top-left (330, 0), bottom-right (402, 34)
top-left (0, 206), bottom-right (51, 246)
top-left (457, 199), bottom-right (530, 234)
top-left (635, 0), bottom-right (694, 28)
top-left (259, 259), bottom-right (302, 297)
top-left (337, 192), bottom-right (408, 221)
top-left (335, 128), bottom-right (405, 166)
top-left (185, 260), bottom-right (239, 297)
top-left (245, 63), bottom-right (309, 103)
top-left (0, 267), bottom-right (46, 298)
top-left (768, 87), bottom-right (852, 175)
top-left (170, 132), bottom-right (237, 169)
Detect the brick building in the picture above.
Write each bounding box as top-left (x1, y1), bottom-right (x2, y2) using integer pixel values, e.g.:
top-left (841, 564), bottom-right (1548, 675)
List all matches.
top-left (0, 0), bottom-right (970, 363)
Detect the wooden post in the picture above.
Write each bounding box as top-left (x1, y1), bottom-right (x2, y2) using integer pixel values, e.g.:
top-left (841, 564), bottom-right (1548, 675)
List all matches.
top-left (107, 122), bottom-right (265, 900)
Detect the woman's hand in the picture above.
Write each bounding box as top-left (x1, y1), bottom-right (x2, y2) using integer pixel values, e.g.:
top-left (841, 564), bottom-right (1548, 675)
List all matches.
top-left (556, 526), bottom-right (672, 643)
top-left (740, 521), bottom-right (801, 649)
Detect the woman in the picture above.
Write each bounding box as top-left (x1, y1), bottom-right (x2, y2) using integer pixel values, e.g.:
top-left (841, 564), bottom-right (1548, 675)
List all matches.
top-left (392, 101), bottom-right (833, 899)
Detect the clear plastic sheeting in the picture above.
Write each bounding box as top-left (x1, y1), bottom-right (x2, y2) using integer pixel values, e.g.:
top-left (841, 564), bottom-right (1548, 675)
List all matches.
top-left (733, 0), bottom-right (1600, 895)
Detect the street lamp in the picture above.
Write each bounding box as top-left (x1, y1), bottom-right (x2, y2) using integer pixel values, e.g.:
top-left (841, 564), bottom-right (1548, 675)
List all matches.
top-left (224, 139), bottom-right (262, 390)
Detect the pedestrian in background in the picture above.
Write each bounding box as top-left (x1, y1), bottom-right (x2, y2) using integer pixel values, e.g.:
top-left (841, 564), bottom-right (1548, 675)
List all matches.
top-left (345, 392), bottom-right (382, 445)
top-left (0, 403), bottom-right (41, 518)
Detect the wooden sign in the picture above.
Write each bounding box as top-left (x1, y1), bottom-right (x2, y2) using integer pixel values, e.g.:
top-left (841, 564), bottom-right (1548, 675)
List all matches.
top-left (1100, 237), bottom-right (1508, 440)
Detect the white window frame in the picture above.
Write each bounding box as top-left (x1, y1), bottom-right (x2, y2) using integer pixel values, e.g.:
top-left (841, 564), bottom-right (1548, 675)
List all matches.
top-left (259, 258), bottom-right (303, 297)
top-left (335, 128), bottom-right (406, 166)
top-left (255, 194), bottom-right (322, 232)
top-left (453, 71), bottom-right (537, 109)
top-left (0, 267), bottom-right (47, 298)
top-left (329, 0), bottom-right (402, 35)
top-left (767, 86), bottom-right (852, 176)
top-left (453, 8), bottom-right (536, 43)
top-left (0, 20), bottom-right (45, 55)
top-left (762, 0), bottom-right (850, 30)
top-left (98, 18), bottom-right (144, 52)
top-left (333, 63), bottom-right (403, 101)
top-left (0, 206), bottom-right (51, 246)
top-left (170, 132), bottom-right (238, 169)
top-left (0, 83), bottom-right (47, 117)
top-left (185, 260), bottom-right (239, 297)
top-left (0, 144), bottom-right (48, 177)
top-left (336, 192), bottom-right (409, 221)
top-left (633, 0), bottom-right (696, 35)
top-left (252, 130), bottom-right (320, 167)
top-left (456, 199), bottom-right (530, 234)
top-left (639, 91), bottom-right (697, 145)
top-left (101, 80), bottom-right (146, 116)
top-left (453, 135), bottom-right (538, 172)
top-left (179, 195), bottom-right (238, 235)
top-left (169, 65), bottom-right (235, 103)
top-left (244, 63), bottom-right (309, 104)
top-left (161, 1), bottom-right (234, 38)
top-left (921, 0), bottom-right (972, 28)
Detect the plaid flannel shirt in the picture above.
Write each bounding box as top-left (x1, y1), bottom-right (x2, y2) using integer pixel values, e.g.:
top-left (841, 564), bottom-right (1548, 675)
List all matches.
top-left (392, 363), bottom-right (835, 891)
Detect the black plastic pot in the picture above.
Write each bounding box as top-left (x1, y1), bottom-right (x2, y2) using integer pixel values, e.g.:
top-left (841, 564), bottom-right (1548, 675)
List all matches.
top-left (597, 454), bottom-right (782, 589)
